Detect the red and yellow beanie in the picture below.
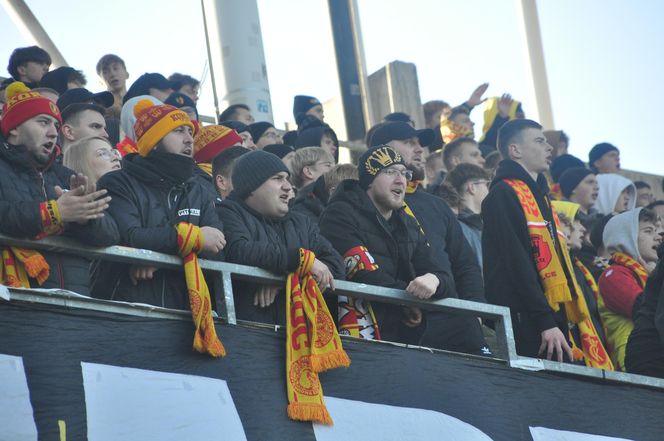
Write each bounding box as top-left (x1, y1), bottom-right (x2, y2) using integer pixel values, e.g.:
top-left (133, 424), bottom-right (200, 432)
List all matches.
top-left (1, 82), bottom-right (62, 137)
top-left (132, 99), bottom-right (194, 157)
top-left (193, 125), bottom-right (242, 164)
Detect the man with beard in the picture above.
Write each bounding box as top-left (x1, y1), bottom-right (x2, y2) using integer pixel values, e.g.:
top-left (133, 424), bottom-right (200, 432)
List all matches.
top-left (369, 122), bottom-right (490, 355)
top-left (482, 119), bottom-right (581, 362)
top-left (0, 82), bottom-right (117, 294)
top-left (92, 99), bottom-right (225, 309)
top-left (320, 146), bottom-right (446, 343)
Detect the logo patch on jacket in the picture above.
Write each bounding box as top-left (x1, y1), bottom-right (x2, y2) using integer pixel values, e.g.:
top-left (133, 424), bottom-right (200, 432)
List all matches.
top-left (178, 208), bottom-right (201, 217)
top-left (343, 246), bottom-right (378, 278)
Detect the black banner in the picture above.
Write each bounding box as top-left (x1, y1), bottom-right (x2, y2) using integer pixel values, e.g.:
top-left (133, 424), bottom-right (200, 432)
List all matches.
top-left (1, 301), bottom-right (663, 441)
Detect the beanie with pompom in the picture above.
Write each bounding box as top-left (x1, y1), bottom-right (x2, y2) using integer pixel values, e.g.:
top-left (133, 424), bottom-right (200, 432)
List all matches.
top-left (1, 82), bottom-right (61, 137)
top-left (132, 99), bottom-right (193, 156)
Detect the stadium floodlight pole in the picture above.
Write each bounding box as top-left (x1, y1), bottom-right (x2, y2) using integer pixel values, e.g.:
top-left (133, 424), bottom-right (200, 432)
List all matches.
top-left (517, 0), bottom-right (555, 130)
top-left (201, 0), bottom-right (221, 121)
top-left (1, 0), bottom-right (67, 68)
top-left (201, 0), bottom-right (274, 124)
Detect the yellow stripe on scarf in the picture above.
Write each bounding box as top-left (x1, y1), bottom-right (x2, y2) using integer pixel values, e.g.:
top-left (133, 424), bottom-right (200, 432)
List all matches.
top-left (611, 252), bottom-right (648, 287)
top-left (505, 179), bottom-right (587, 323)
top-left (569, 258), bottom-right (614, 370)
top-left (287, 248), bottom-right (350, 425)
top-left (176, 222), bottom-right (226, 357)
top-left (1, 247), bottom-right (49, 288)
top-left (197, 162), bottom-right (213, 177)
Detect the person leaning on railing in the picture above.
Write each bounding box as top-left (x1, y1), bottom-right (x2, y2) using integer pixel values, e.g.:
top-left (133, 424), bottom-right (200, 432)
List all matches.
top-left (90, 100), bottom-right (225, 310)
top-left (0, 82), bottom-right (118, 294)
top-left (217, 150), bottom-right (344, 325)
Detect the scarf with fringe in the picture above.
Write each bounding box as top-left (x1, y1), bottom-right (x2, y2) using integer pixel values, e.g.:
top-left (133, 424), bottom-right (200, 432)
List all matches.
top-left (176, 222), bottom-right (226, 357)
top-left (286, 248), bottom-right (350, 425)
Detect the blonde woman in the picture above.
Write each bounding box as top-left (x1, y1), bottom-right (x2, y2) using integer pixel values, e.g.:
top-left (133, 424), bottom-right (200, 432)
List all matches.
top-left (63, 136), bottom-right (121, 185)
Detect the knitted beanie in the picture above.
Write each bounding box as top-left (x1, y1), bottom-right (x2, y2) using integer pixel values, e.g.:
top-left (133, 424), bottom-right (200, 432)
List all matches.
top-left (293, 95), bottom-right (321, 121)
top-left (132, 99), bottom-right (193, 157)
top-left (1, 82), bottom-right (62, 137)
top-left (559, 167), bottom-right (594, 198)
top-left (358, 145), bottom-right (405, 190)
top-left (231, 150), bottom-right (290, 199)
top-left (193, 125), bottom-right (242, 163)
top-left (550, 154), bottom-right (585, 183)
top-left (247, 121), bottom-right (274, 143)
top-left (588, 142), bottom-right (618, 166)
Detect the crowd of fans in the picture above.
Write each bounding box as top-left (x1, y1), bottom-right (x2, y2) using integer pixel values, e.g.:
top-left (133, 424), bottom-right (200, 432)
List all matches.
top-left (2, 45), bottom-right (664, 380)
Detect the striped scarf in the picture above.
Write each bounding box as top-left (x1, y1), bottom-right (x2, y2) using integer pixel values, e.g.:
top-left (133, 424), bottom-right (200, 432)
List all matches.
top-left (611, 252), bottom-right (648, 288)
top-left (287, 249), bottom-right (350, 425)
top-left (176, 222), bottom-right (226, 357)
top-left (571, 258), bottom-right (614, 370)
top-left (505, 179), bottom-right (587, 323)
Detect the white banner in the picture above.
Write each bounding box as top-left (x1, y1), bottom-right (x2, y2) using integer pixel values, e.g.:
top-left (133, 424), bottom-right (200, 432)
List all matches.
top-left (0, 354), bottom-right (38, 441)
top-left (82, 362), bottom-right (247, 441)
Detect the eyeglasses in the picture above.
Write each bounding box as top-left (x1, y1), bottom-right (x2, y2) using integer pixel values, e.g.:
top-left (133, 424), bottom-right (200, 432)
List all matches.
top-left (96, 148), bottom-right (121, 160)
top-left (380, 168), bottom-right (413, 181)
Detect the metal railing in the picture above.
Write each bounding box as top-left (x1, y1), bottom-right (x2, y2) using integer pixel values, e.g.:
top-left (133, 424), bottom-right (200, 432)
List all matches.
top-left (1, 233), bottom-right (664, 390)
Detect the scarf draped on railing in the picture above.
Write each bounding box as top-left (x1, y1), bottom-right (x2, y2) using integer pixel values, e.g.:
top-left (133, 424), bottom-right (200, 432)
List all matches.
top-left (176, 222), bottom-right (226, 357)
top-left (286, 248), bottom-right (350, 425)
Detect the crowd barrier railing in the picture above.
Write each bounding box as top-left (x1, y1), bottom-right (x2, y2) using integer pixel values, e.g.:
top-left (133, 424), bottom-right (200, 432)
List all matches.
top-left (1, 233), bottom-right (664, 390)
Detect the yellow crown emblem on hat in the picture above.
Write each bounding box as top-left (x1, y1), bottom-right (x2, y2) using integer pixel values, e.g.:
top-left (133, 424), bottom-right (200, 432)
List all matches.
top-left (365, 146), bottom-right (402, 175)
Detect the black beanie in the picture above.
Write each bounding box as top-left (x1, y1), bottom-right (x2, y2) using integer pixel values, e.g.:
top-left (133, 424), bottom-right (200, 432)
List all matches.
top-left (282, 130), bottom-right (298, 147)
top-left (588, 142), bottom-right (618, 167)
top-left (247, 121), bottom-right (274, 143)
top-left (293, 95), bottom-right (321, 122)
top-left (231, 150), bottom-right (290, 199)
top-left (559, 167), bottom-right (594, 198)
top-left (358, 145), bottom-right (405, 190)
top-left (263, 143), bottom-right (294, 159)
top-left (550, 154), bottom-right (585, 183)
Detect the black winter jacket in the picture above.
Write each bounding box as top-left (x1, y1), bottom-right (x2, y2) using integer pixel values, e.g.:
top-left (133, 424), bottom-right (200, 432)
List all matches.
top-left (291, 176), bottom-right (329, 224)
top-left (217, 195), bottom-right (344, 325)
top-left (482, 159), bottom-right (569, 336)
top-left (319, 179), bottom-right (450, 340)
top-left (625, 245), bottom-right (664, 377)
top-left (405, 185), bottom-right (485, 302)
top-left (0, 139), bottom-right (119, 294)
top-left (91, 152), bottom-right (223, 309)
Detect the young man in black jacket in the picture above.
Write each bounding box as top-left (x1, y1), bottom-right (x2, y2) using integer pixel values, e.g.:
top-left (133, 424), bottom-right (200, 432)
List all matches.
top-left (320, 146), bottom-right (490, 355)
top-left (0, 82), bottom-right (117, 294)
top-left (482, 119), bottom-right (575, 362)
top-left (92, 100), bottom-right (225, 309)
top-left (217, 150), bottom-right (344, 325)
top-left (370, 122), bottom-right (490, 354)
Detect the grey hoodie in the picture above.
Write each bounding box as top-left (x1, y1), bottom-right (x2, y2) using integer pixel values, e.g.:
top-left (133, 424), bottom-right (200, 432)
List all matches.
top-left (595, 173), bottom-right (636, 215)
top-left (603, 207), bottom-right (642, 260)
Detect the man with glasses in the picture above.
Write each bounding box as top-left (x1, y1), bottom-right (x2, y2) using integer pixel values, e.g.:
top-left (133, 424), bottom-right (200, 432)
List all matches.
top-left (320, 146), bottom-right (452, 343)
top-left (369, 122), bottom-right (491, 356)
top-left (248, 121), bottom-right (283, 150)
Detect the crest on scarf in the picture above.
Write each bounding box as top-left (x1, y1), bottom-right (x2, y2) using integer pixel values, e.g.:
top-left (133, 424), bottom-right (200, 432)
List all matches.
top-left (344, 246), bottom-right (378, 278)
top-left (531, 234), bottom-right (553, 273)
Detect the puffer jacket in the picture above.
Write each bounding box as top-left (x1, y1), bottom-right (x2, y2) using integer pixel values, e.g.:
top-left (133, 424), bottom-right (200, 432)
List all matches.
top-left (217, 195), bottom-right (344, 325)
top-left (91, 152), bottom-right (223, 309)
top-left (0, 138), bottom-right (119, 294)
top-left (319, 179), bottom-right (450, 340)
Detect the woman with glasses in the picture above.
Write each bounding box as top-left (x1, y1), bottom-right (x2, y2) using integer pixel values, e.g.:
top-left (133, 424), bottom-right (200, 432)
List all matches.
top-left (63, 136), bottom-right (122, 185)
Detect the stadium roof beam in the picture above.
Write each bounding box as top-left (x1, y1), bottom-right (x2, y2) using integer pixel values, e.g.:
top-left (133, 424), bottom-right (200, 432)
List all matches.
top-left (1, 0), bottom-right (67, 68)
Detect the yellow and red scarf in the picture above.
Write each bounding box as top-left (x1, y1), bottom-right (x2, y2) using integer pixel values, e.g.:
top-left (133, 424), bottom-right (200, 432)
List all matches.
top-left (611, 252), bottom-right (648, 288)
top-left (197, 162), bottom-right (213, 177)
top-left (505, 179), bottom-right (587, 322)
top-left (571, 258), bottom-right (614, 370)
top-left (440, 119), bottom-right (474, 145)
top-left (1, 200), bottom-right (63, 289)
top-left (175, 222), bottom-right (226, 357)
top-left (286, 248), bottom-right (350, 425)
